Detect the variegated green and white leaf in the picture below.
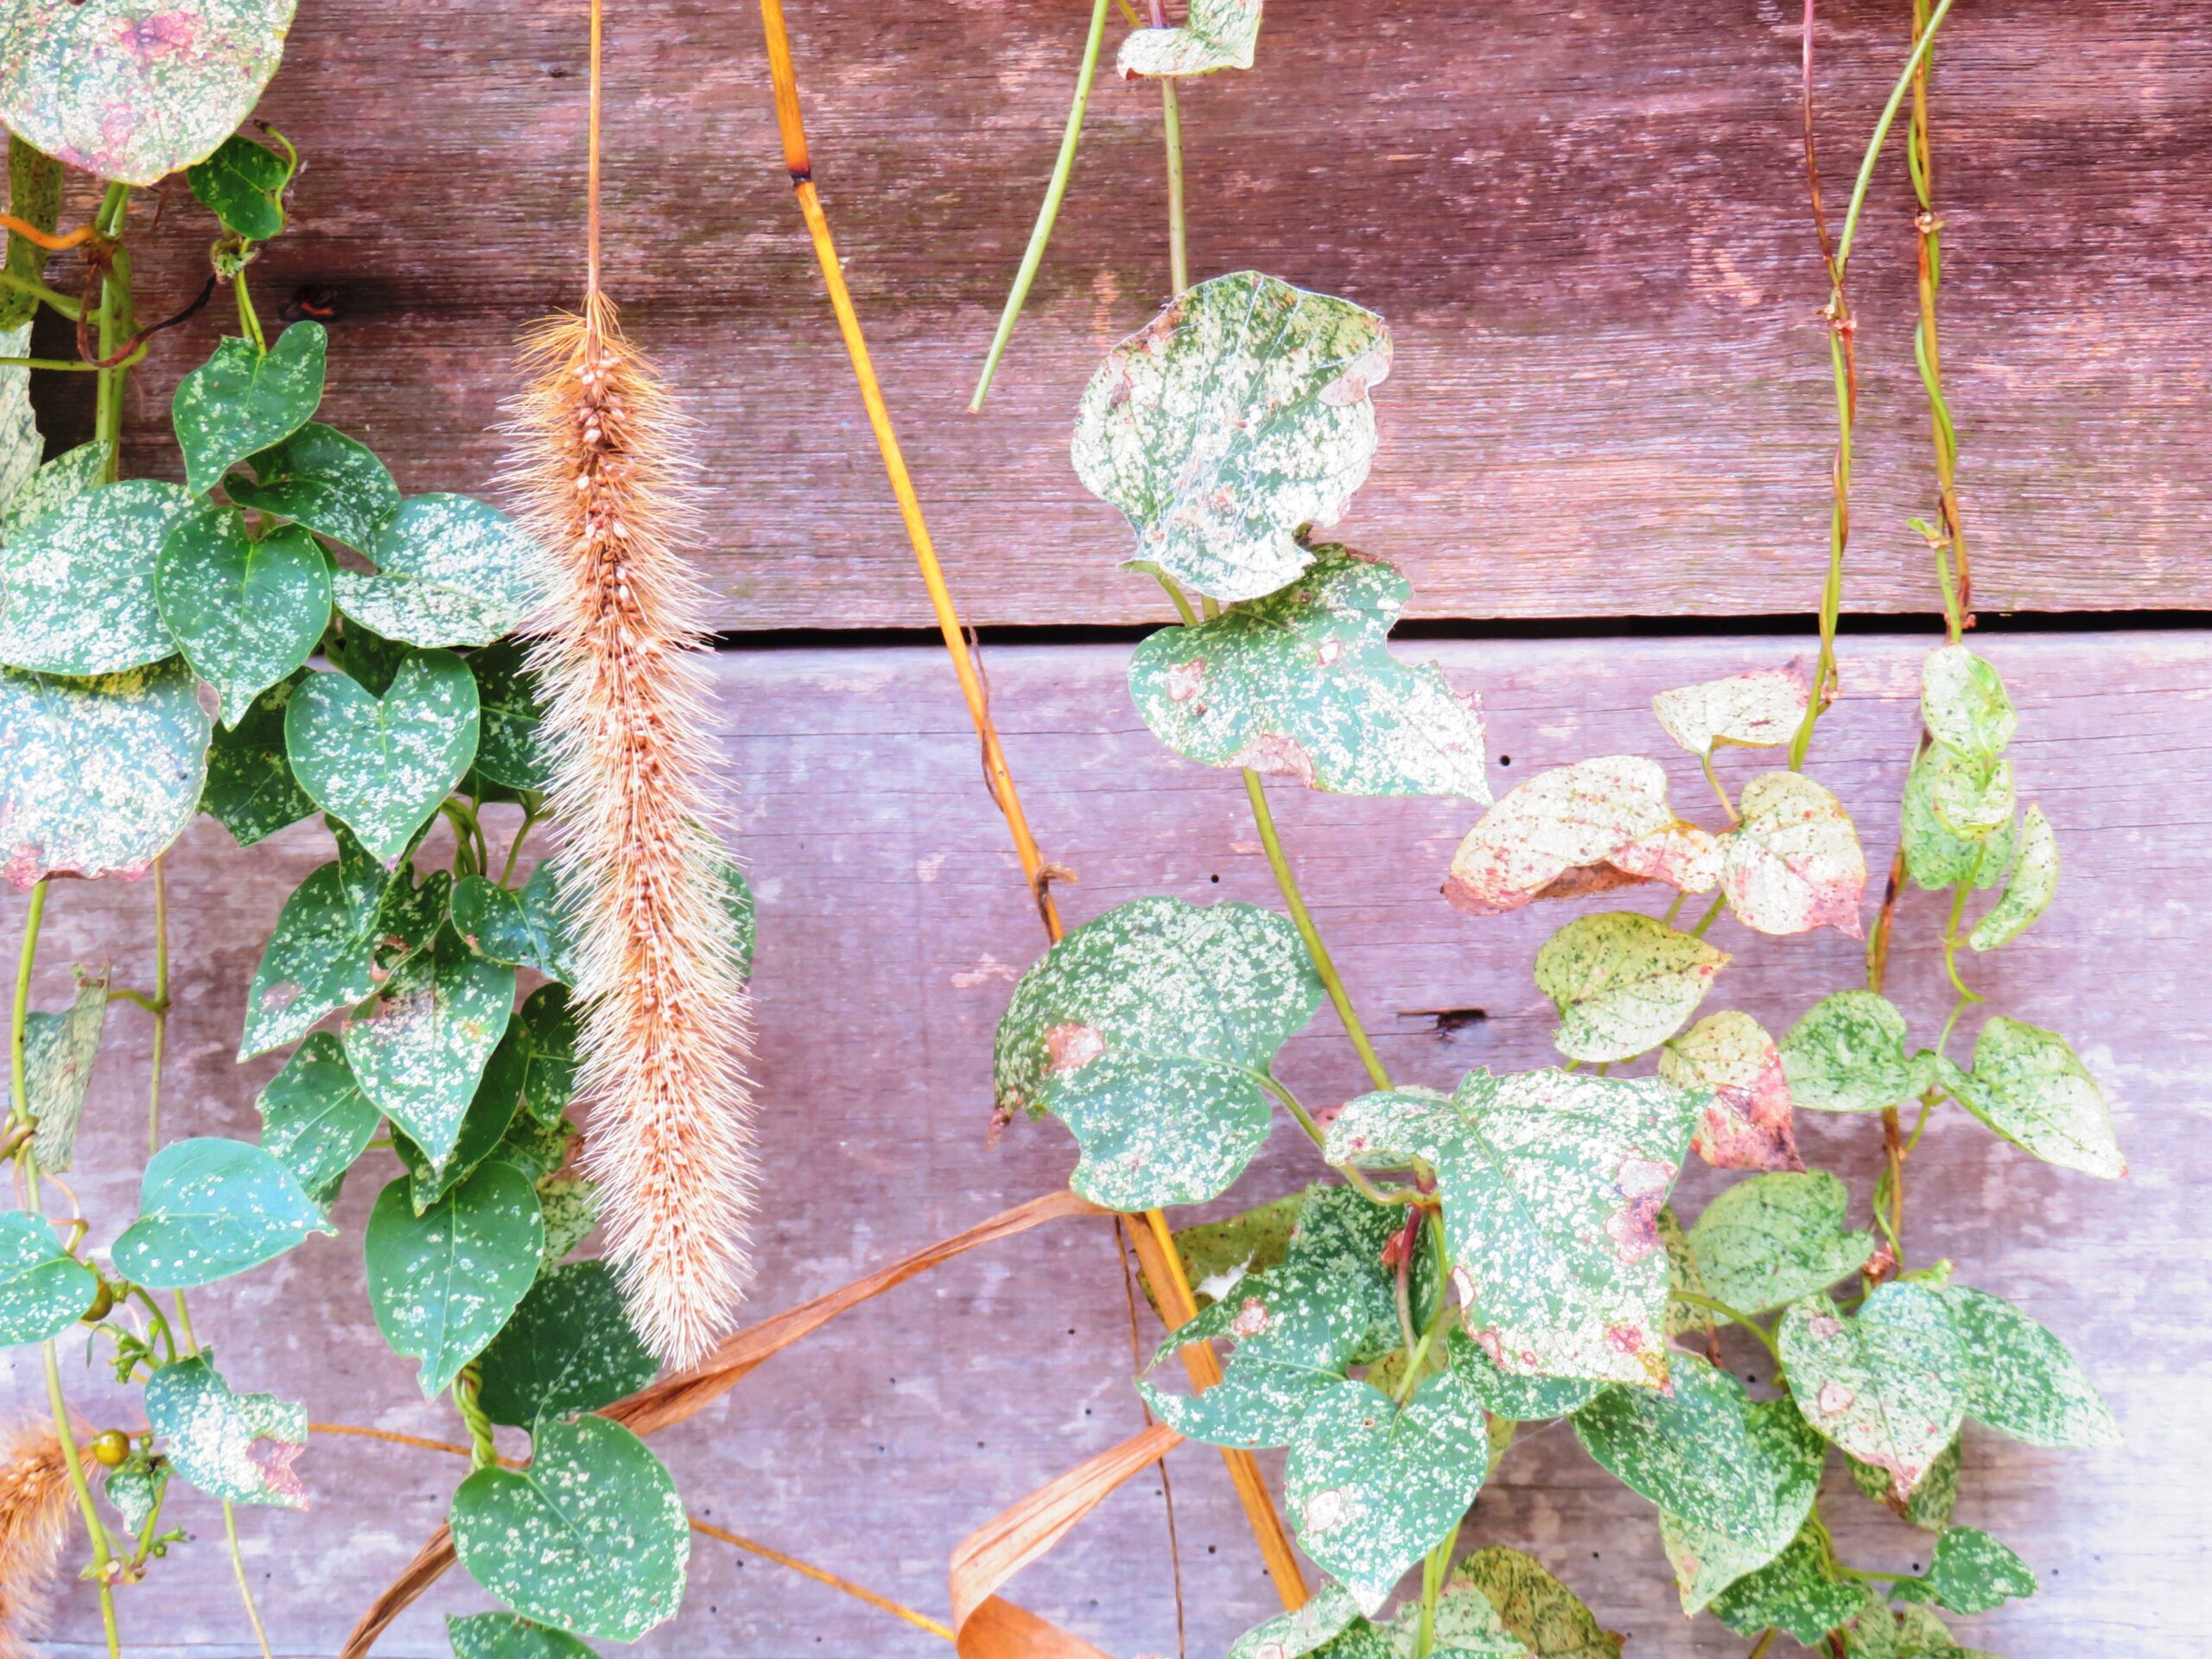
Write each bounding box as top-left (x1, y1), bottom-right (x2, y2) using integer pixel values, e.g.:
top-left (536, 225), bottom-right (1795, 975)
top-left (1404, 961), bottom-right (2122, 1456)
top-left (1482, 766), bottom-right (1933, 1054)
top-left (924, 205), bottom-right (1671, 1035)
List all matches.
top-left (477, 1258), bottom-right (657, 1431)
top-left (1920, 646), bottom-right (2015, 760)
top-left (284, 651), bottom-right (480, 864)
top-left (1849, 1433), bottom-right (1959, 1530)
top-left (334, 494), bottom-right (538, 648)
top-left (535, 1177), bottom-right (597, 1278)
top-left (993, 896), bottom-right (1321, 1210)
top-left (0, 1211), bottom-right (98, 1344)
top-left (1072, 272), bottom-right (1392, 603)
top-left (1325, 1070), bottom-right (1699, 1388)
top-left (1779, 992), bottom-right (1922, 1115)
top-left (1118, 0), bottom-right (1262, 76)
top-left (1443, 1326), bottom-right (1601, 1423)
top-left (468, 638), bottom-right (552, 791)
top-left (1947, 1016), bottom-right (2122, 1179)
top-left (1707, 1521), bottom-right (1863, 1644)
top-left (1893, 1525), bottom-right (2036, 1616)
top-left (1681, 1170), bottom-right (1872, 1319)
top-left (24, 961), bottom-right (107, 1173)
top-left (1283, 1370), bottom-right (1488, 1613)
top-left (1650, 667), bottom-right (1808, 757)
top-left (453, 862), bottom-right (574, 982)
top-left (1778, 1283), bottom-right (1966, 1501)
top-left (1444, 755), bottom-right (1718, 916)
top-left (1658, 1010), bottom-right (1802, 1172)
top-left (184, 131), bottom-right (289, 240)
top-left (201, 671), bottom-right (318, 846)
top-left (155, 508), bottom-right (330, 726)
top-left (512, 983), bottom-right (577, 1127)
top-left (1229, 1580), bottom-right (1363, 1659)
top-left (0, 139), bottom-right (61, 333)
top-left (224, 421), bottom-right (400, 550)
top-left (1719, 771), bottom-right (1866, 938)
top-left (1535, 911), bottom-right (1728, 1063)
top-left (0, 0), bottom-right (298, 186)
top-left (0, 320), bottom-right (29, 514)
top-left (0, 658), bottom-right (211, 887)
top-left (1166, 1189), bottom-right (1306, 1309)
top-left (391, 1017), bottom-right (524, 1211)
top-left (343, 926), bottom-right (514, 1168)
top-left (445, 1613), bottom-right (599, 1659)
top-left (254, 1031), bottom-right (378, 1210)
top-left (1130, 546), bottom-right (1487, 799)
top-left (0, 478), bottom-right (193, 673)
top-left (365, 1162), bottom-right (543, 1398)
top-left (1901, 747), bottom-right (2012, 892)
top-left (111, 1137), bottom-right (334, 1289)
top-left (1935, 1285), bottom-right (2120, 1449)
top-left (172, 324), bottom-right (325, 495)
top-left (1968, 803), bottom-right (2056, 951)
top-left (0, 440), bottom-right (109, 544)
top-left (1426, 1548), bottom-right (1621, 1659)
top-left (143, 1354), bottom-right (307, 1507)
top-left (449, 1414), bottom-right (688, 1642)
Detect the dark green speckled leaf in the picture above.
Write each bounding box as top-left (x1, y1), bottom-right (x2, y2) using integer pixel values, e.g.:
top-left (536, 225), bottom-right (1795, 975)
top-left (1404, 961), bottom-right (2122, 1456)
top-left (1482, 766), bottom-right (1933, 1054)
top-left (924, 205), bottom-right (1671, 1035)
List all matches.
top-left (156, 506), bottom-right (329, 726)
top-left (184, 132), bottom-right (289, 239)
top-left (143, 1354), bottom-right (308, 1507)
top-left (0, 658), bottom-right (210, 887)
top-left (0, 439), bottom-right (109, 544)
top-left (1682, 1170), bottom-right (1873, 1319)
top-left (477, 1259), bottom-right (658, 1430)
top-left (1948, 1015), bottom-right (2123, 1179)
top-left (1129, 545), bottom-right (1488, 799)
top-left (450, 1414), bottom-right (688, 1642)
top-left (200, 671), bottom-right (318, 845)
top-left (342, 925), bottom-right (514, 1167)
top-left (0, 1211), bottom-right (98, 1344)
top-left (1430, 1548), bottom-right (1621, 1659)
top-left (111, 1136), bottom-right (333, 1289)
top-left (0, 137), bottom-right (61, 331)
top-left (334, 494), bottom-right (537, 648)
top-left (467, 638), bottom-right (551, 791)
top-left (1535, 911), bottom-right (1728, 1063)
top-left (1228, 1580), bottom-right (1365, 1659)
top-left (0, 478), bottom-right (193, 673)
top-left (1166, 1189), bottom-right (1307, 1311)
top-left (1325, 1070), bottom-right (1697, 1389)
top-left (446, 1613), bottom-right (599, 1659)
top-left (23, 961), bottom-right (107, 1173)
top-left (172, 324), bottom-right (324, 496)
top-left (284, 650), bottom-right (480, 863)
top-left (1779, 1283), bottom-right (1966, 1501)
top-left (365, 1161), bottom-right (542, 1397)
top-left (1707, 1520), bottom-right (1863, 1644)
top-left (0, 0), bottom-right (297, 187)
top-left (1893, 1525), bottom-right (2036, 1615)
top-left (512, 983), bottom-right (578, 1127)
top-left (1935, 1285), bottom-right (2120, 1450)
top-left (226, 421), bottom-right (399, 550)
top-left (993, 896), bottom-right (1322, 1210)
top-left (391, 1013), bottom-right (524, 1208)
top-left (1072, 271), bottom-right (1392, 603)
top-left (1118, 0), bottom-right (1262, 76)
top-left (1849, 1433), bottom-right (1959, 1529)
top-left (253, 1031), bottom-right (378, 1210)
top-left (453, 863), bottom-right (574, 982)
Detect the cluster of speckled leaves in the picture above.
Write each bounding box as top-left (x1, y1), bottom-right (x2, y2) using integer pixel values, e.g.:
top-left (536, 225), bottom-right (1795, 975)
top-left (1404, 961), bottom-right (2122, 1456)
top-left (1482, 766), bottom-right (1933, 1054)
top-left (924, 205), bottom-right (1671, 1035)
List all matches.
top-left (1230, 1546), bottom-right (1622, 1658)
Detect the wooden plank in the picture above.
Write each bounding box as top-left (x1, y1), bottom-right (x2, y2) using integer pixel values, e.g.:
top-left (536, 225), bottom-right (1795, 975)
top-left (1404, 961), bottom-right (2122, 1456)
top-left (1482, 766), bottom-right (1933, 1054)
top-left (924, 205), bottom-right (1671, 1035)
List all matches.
top-left (32, 1), bottom-right (2212, 627)
top-left (5, 631), bottom-right (2204, 1656)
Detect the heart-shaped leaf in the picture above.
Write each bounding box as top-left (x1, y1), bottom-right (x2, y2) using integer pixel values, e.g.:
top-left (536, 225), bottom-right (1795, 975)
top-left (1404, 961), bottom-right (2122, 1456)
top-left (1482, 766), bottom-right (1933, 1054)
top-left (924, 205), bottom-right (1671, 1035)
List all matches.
top-left (391, 1015), bottom-right (524, 1211)
top-left (1651, 668), bottom-right (1809, 757)
top-left (0, 439), bottom-right (110, 544)
top-left (1535, 912), bottom-right (1728, 1064)
top-left (1444, 1325), bottom-right (1601, 1424)
top-left (284, 650), bottom-right (480, 863)
top-left (334, 494), bottom-right (538, 648)
top-left (24, 962), bottom-right (107, 1173)
top-left (0, 478), bottom-right (193, 673)
top-left (173, 324), bottom-right (325, 496)
top-left (1680, 1171), bottom-right (1872, 1319)
top-left (1117, 0), bottom-right (1262, 76)
top-left (1935, 1285), bottom-right (2119, 1449)
top-left (0, 137), bottom-right (62, 332)
top-left (111, 1136), bottom-right (334, 1289)
top-left (1326, 1070), bottom-right (1699, 1388)
top-left (1284, 1370), bottom-right (1488, 1613)
top-left (1444, 756), bottom-right (1718, 917)
top-left (201, 671), bottom-right (318, 846)
top-left (512, 984), bottom-right (578, 1127)
top-left (1920, 646), bottom-right (2015, 760)
top-left (0, 0), bottom-right (298, 187)
top-left (993, 895), bottom-right (1321, 1210)
top-left (1227, 1583), bottom-right (1365, 1659)
top-left (1778, 1283), bottom-right (1966, 1501)
top-left (184, 132), bottom-right (289, 240)
top-left (238, 823), bottom-right (435, 1058)
top-left (156, 507), bottom-right (330, 727)
top-left (1967, 803), bottom-right (2056, 952)
top-left (0, 1211), bottom-right (98, 1344)
top-left (143, 1354), bottom-right (307, 1507)
top-left (1778, 992), bottom-right (1923, 1116)
top-left (1072, 271), bottom-right (1392, 603)
top-left (1658, 1011), bottom-right (1802, 1172)
top-left (1928, 750), bottom-right (2014, 842)
top-left (467, 639), bottom-right (551, 791)
top-left (254, 1032), bottom-right (380, 1210)
top-left (1946, 1016), bottom-right (2122, 1179)
top-left (1893, 1525), bottom-right (2036, 1616)
top-left (1900, 747), bottom-right (2012, 892)
top-left (1421, 1548), bottom-right (1621, 1659)
top-left (1707, 1522), bottom-right (1864, 1644)
top-left (446, 1613), bottom-right (599, 1659)
top-left (365, 1161), bottom-right (543, 1397)
top-left (0, 658), bottom-right (212, 887)
top-left (1719, 772), bottom-right (1866, 938)
top-left (225, 421), bottom-right (400, 550)
top-left (450, 1414), bottom-right (688, 1641)
top-left (453, 864), bottom-right (574, 981)
top-left (477, 1259), bottom-right (658, 1430)
top-left (343, 926), bottom-right (514, 1167)
top-left (1850, 1433), bottom-right (1959, 1531)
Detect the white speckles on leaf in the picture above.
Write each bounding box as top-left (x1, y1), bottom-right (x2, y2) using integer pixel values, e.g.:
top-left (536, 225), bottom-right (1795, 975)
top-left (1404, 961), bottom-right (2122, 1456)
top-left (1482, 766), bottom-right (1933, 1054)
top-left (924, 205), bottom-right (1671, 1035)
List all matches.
top-left (1651, 667), bottom-right (1809, 757)
top-left (253, 1031), bottom-right (378, 1210)
top-left (334, 493), bottom-right (538, 647)
top-left (1129, 545), bottom-right (1490, 800)
top-left (1659, 1010), bottom-right (1803, 1172)
top-left (155, 507), bottom-right (330, 728)
top-left (1118, 0), bottom-right (1262, 77)
top-left (363, 1163), bottom-right (543, 1398)
top-left (994, 896), bottom-right (1322, 1210)
top-left (1678, 1171), bottom-right (1872, 1319)
top-left (1900, 744), bottom-right (2012, 893)
top-left (1706, 1521), bottom-right (1864, 1643)
top-left (224, 420), bottom-right (399, 551)
top-left (0, 478), bottom-right (193, 674)
top-left (343, 925), bottom-right (513, 1166)
top-left (1444, 755), bottom-right (1715, 917)
top-left (1778, 991), bottom-right (1919, 1116)
top-left (22, 960), bottom-right (105, 1174)
top-left (1072, 272), bottom-right (1391, 603)
top-left (1968, 803), bottom-right (2056, 951)
top-left (445, 1612), bottom-right (600, 1659)
top-left (0, 440), bottom-right (109, 546)
top-left (284, 650), bottom-right (480, 863)
top-left (1920, 646), bottom-right (2016, 760)
top-left (1935, 1285), bottom-right (2120, 1450)
top-left (1896, 1524), bottom-right (2037, 1616)
top-left (1535, 911), bottom-right (1729, 1063)
top-left (1778, 1284), bottom-right (1966, 1501)
top-left (111, 1136), bottom-right (334, 1291)
top-left (172, 323), bottom-right (325, 494)
top-left (1718, 771), bottom-right (1866, 938)
top-left (0, 1211), bottom-right (98, 1344)
top-left (1424, 1548), bottom-right (1622, 1659)
top-left (1227, 1580), bottom-right (1363, 1659)
top-left (1946, 1015), bottom-right (2123, 1179)
top-left (237, 823), bottom-right (428, 1058)
top-left (475, 1258), bottom-right (657, 1430)
top-left (143, 1355), bottom-right (308, 1509)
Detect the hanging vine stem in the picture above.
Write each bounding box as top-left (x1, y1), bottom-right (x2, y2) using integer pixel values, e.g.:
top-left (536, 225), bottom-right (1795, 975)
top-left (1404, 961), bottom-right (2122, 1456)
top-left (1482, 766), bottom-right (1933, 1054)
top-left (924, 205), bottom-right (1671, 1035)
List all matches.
top-left (1906, 0), bottom-right (1970, 638)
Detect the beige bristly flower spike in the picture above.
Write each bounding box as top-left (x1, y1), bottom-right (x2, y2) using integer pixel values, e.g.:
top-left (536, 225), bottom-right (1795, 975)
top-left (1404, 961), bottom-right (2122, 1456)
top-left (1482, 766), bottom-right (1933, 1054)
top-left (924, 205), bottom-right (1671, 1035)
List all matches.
top-left (503, 0), bottom-right (758, 1366)
top-left (0, 1421), bottom-right (76, 1657)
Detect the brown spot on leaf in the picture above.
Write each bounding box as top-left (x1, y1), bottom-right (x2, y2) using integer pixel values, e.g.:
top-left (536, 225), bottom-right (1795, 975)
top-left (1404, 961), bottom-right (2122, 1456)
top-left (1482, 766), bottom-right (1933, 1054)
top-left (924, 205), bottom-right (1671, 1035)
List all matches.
top-left (1043, 1023), bottom-right (1105, 1075)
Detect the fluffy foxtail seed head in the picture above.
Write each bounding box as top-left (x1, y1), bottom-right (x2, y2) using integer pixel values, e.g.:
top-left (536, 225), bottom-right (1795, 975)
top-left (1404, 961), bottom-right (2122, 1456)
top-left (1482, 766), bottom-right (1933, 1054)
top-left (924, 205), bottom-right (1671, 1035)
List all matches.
top-left (0, 1421), bottom-right (77, 1657)
top-left (505, 292), bottom-right (759, 1367)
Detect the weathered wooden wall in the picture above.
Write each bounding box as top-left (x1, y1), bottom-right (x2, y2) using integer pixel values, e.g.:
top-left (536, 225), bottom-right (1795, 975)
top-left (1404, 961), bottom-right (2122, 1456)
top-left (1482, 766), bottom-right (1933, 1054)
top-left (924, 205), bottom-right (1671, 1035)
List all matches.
top-left (6, 635), bottom-right (2205, 1656)
top-left (33, 0), bottom-right (2212, 627)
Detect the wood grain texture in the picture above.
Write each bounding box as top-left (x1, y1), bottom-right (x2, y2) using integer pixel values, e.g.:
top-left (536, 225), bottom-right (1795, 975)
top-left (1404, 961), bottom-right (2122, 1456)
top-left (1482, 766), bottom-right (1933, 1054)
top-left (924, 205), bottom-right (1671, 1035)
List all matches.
top-left (31, 0), bottom-right (2211, 628)
top-left (3, 631), bottom-right (2202, 1656)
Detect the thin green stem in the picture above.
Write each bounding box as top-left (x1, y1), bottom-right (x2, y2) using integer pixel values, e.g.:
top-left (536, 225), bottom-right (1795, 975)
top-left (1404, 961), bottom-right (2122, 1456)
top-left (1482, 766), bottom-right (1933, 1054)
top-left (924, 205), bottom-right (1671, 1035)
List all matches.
top-left (1746, 1630), bottom-right (1778, 1659)
top-left (1700, 750), bottom-right (1737, 822)
top-left (1153, 0), bottom-right (1188, 295)
top-left (1255, 1072), bottom-right (1412, 1207)
top-left (1412, 1515), bottom-right (1460, 1659)
top-left (222, 1501), bottom-right (275, 1659)
top-left (1662, 889), bottom-right (1688, 926)
top-left (1672, 1293), bottom-right (1783, 1365)
top-left (498, 806), bottom-right (540, 888)
top-left (235, 267), bottom-right (268, 353)
top-left (1688, 893), bottom-right (1727, 940)
top-left (1833, 0), bottom-right (1957, 280)
top-left (146, 857), bottom-right (168, 1155)
top-left (969, 0), bottom-right (1114, 411)
top-left (10, 880), bottom-right (46, 1132)
top-left (0, 267), bottom-right (84, 320)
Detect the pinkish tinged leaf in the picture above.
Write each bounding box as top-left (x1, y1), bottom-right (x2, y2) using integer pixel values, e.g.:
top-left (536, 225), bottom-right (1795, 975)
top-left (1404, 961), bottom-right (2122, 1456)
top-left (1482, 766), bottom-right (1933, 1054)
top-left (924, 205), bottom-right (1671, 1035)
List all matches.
top-left (1659, 1010), bottom-right (1804, 1173)
top-left (1718, 771), bottom-right (1866, 938)
top-left (1651, 666), bottom-right (1809, 757)
top-left (1444, 755), bottom-right (1716, 917)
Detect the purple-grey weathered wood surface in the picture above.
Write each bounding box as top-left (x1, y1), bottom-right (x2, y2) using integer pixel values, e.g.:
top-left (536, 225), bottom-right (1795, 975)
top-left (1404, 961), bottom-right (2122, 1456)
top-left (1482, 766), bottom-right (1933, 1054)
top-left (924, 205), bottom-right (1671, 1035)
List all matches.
top-left (30, 0), bottom-right (2212, 627)
top-left (4, 632), bottom-right (2202, 1656)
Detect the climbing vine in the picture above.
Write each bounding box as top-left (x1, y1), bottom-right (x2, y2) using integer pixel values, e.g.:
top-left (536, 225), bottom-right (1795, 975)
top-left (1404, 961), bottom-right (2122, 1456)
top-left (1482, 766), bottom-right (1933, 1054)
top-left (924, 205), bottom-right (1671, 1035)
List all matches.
top-left (979, 3), bottom-right (2121, 1655)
